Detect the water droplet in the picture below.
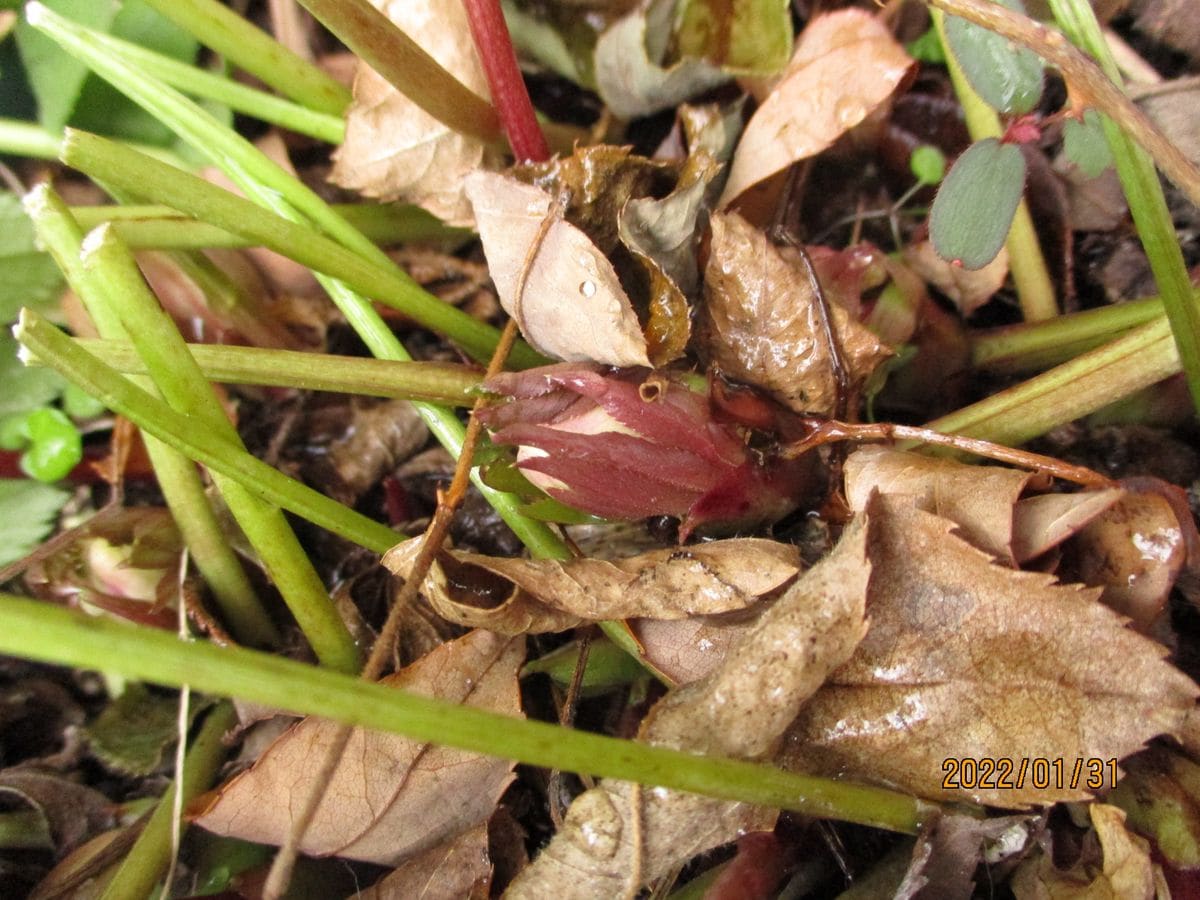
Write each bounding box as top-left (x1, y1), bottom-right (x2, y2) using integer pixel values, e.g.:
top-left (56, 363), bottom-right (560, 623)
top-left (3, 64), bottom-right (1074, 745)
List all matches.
top-left (835, 97), bottom-right (866, 128)
top-left (579, 280), bottom-right (596, 298)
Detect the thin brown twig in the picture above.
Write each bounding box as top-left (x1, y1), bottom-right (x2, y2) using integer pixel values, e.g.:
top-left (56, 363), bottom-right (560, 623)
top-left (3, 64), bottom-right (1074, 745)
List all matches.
top-left (923, 0), bottom-right (1200, 209)
top-left (782, 418), bottom-right (1115, 488)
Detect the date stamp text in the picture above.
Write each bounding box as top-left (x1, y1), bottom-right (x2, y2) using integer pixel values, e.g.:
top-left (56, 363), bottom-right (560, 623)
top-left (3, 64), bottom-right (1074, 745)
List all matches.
top-left (941, 757), bottom-right (1118, 791)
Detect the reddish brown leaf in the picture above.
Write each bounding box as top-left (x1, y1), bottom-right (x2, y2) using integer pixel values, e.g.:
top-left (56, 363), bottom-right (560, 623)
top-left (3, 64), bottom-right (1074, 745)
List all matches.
top-left (700, 213), bottom-right (892, 417)
top-left (193, 631), bottom-right (523, 865)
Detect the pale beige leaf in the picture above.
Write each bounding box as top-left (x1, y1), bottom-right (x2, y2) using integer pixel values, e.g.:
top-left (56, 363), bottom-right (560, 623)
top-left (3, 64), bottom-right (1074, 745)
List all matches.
top-left (718, 10), bottom-right (913, 205)
top-left (1010, 804), bottom-right (1158, 900)
top-left (464, 171), bottom-right (650, 367)
top-left (354, 823), bottom-right (491, 900)
top-left (383, 537), bottom-right (800, 634)
top-left (194, 631), bottom-right (523, 865)
top-left (1012, 489), bottom-right (1125, 563)
top-left (700, 212), bottom-right (892, 417)
top-left (505, 517), bottom-right (871, 897)
top-left (844, 445), bottom-right (1038, 562)
top-left (903, 239), bottom-right (1010, 317)
top-left (330, 0), bottom-right (490, 226)
top-left (783, 496), bottom-right (1199, 806)
top-left (630, 612), bottom-right (760, 685)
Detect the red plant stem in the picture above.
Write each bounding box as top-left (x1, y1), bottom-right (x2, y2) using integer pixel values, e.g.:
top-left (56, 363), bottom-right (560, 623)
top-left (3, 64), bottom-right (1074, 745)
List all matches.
top-left (461, 0), bottom-right (549, 163)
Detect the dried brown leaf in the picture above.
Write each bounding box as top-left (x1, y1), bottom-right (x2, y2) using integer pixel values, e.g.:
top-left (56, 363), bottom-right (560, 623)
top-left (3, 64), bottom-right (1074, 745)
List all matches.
top-left (1012, 489), bottom-right (1125, 564)
top-left (783, 496), bottom-right (1199, 806)
top-left (0, 769), bottom-right (114, 857)
top-left (353, 822), bottom-right (491, 900)
top-left (1010, 804), bottom-right (1160, 899)
top-left (902, 239), bottom-right (1010, 317)
top-left (844, 446), bottom-right (1038, 562)
top-left (629, 612), bottom-right (760, 685)
top-left (505, 516), bottom-right (871, 897)
top-left (383, 537), bottom-right (800, 634)
top-left (329, 0), bottom-right (492, 226)
top-left (465, 171), bottom-right (650, 367)
top-left (194, 631), bottom-right (523, 865)
top-left (700, 213), bottom-right (892, 416)
top-left (718, 10), bottom-right (913, 205)
top-left (898, 813), bottom-right (1039, 900)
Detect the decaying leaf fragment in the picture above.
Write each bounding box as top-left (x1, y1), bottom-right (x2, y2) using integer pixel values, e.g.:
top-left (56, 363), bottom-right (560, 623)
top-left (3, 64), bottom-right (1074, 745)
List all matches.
top-left (465, 171), bottom-right (650, 367)
top-left (1010, 804), bottom-right (1162, 899)
top-left (194, 631), bottom-right (523, 866)
top-left (505, 516), bottom-right (871, 898)
top-left (330, 0), bottom-right (492, 226)
top-left (700, 212), bottom-right (892, 417)
top-left (383, 537), bottom-right (800, 634)
top-left (353, 822), bottom-right (491, 900)
top-left (783, 495), bottom-right (1199, 806)
top-left (718, 9), bottom-right (914, 205)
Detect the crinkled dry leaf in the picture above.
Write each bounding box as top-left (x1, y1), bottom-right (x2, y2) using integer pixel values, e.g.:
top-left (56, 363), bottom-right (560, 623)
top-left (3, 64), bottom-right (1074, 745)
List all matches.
top-left (700, 212), bottom-right (892, 416)
top-left (465, 171), bottom-right (650, 367)
top-left (194, 630), bottom-right (523, 866)
top-left (783, 495), bottom-right (1199, 806)
top-left (353, 822), bottom-right (491, 900)
top-left (903, 239), bottom-right (1010, 317)
top-left (383, 537), bottom-right (800, 634)
top-left (718, 10), bottom-right (913, 205)
top-left (844, 446), bottom-right (1040, 562)
top-left (593, 0), bottom-right (729, 119)
top-left (506, 516), bottom-right (870, 897)
top-left (330, 0), bottom-right (491, 226)
top-left (619, 151), bottom-right (721, 365)
top-left (1010, 804), bottom-right (1160, 899)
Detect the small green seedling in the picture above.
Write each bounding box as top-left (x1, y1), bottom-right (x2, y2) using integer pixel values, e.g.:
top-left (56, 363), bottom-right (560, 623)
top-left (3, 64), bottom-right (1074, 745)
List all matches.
top-left (943, 0), bottom-right (1045, 115)
top-left (930, 137), bottom-right (1027, 270)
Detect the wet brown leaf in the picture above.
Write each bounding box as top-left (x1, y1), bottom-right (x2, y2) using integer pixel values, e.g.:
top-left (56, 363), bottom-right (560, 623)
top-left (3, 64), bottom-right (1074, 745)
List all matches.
top-left (194, 630), bottom-right (523, 865)
top-left (718, 10), bottom-right (913, 205)
top-left (505, 516), bottom-right (870, 897)
top-left (353, 822), bottom-right (491, 899)
top-left (1010, 804), bottom-right (1161, 899)
top-left (465, 170), bottom-right (650, 367)
top-left (0, 769), bottom-right (114, 857)
top-left (700, 212), bottom-right (892, 417)
top-left (383, 537), bottom-right (800, 634)
top-left (899, 813), bottom-right (1040, 900)
top-left (783, 496), bottom-right (1199, 806)
top-left (330, 0), bottom-right (492, 226)
top-left (1012, 490), bottom-right (1125, 564)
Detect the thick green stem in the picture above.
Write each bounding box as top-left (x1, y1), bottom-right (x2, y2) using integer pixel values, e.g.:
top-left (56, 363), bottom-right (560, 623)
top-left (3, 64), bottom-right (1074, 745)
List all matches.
top-left (67, 340), bottom-right (485, 404)
top-left (61, 131), bottom-right (537, 368)
top-left (0, 593), bottom-right (936, 835)
top-left (294, 0), bottom-right (503, 145)
top-left (0, 118), bottom-right (61, 159)
top-left (15, 310), bottom-right (399, 555)
top-left (73, 230), bottom-right (360, 671)
top-left (68, 204), bottom-right (469, 250)
top-left (971, 295), bottom-right (1166, 373)
top-left (24, 186), bottom-right (280, 649)
top-left (99, 702), bottom-right (238, 900)
top-left (1045, 0), bottom-right (1200, 415)
top-left (932, 8), bottom-right (1058, 322)
top-left (930, 315), bottom-right (1178, 445)
top-left (134, 0), bottom-right (350, 116)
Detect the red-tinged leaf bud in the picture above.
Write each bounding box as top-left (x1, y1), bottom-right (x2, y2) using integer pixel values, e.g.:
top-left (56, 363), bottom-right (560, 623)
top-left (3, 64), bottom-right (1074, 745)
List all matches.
top-left (479, 364), bottom-right (807, 537)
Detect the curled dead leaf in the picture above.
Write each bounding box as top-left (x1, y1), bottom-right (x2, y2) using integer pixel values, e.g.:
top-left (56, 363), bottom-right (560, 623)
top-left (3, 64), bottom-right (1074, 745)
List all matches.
top-left (330, 0), bottom-right (493, 226)
top-left (718, 9), bottom-right (913, 206)
top-left (700, 212), bottom-right (892, 417)
top-left (383, 537), bottom-right (800, 634)
top-left (353, 822), bottom-right (491, 900)
top-left (505, 516), bottom-right (871, 897)
top-left (782, 495), bottom-right (1199, 806)
top-left (903, 239), bottom-right (1010, 317)
top-left (465, 171), bottom-right (650, 367)
top-left (194, 630), bottom-right (523, 866)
